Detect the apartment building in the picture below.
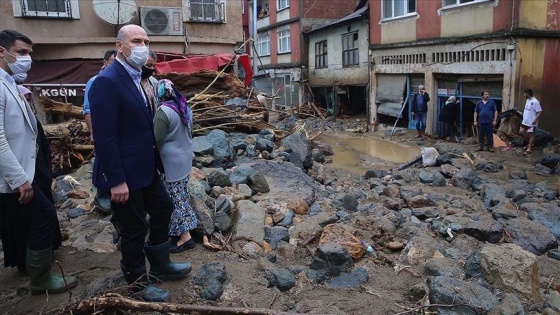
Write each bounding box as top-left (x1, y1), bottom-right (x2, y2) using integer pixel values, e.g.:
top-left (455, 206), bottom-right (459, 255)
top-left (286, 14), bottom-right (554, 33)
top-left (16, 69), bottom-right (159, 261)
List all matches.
top-left (369, 0), bottom-right (560, 137)
top-left (248, 0), bottom-right (359, 109)
top-left (0, 0), bottom-right (243, 104)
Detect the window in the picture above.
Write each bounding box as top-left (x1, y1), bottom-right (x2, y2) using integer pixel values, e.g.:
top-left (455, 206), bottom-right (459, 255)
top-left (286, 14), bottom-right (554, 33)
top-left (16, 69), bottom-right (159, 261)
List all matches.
top-left (315, 40), bottom-right (327, 68)
top-left (13, 0), bottom-right (80, 18)
top-left (443, 0), bottom-right (488, 6)
top-left (277, 0), bottom-right (289, 11)
top-left (382, 0), bottom-right (416, 19)
top-left (256, 32), bottom-right (270, 56)
top-left (277, 26), bottom-right (291, 53)
top-left (188, 0), bottom-right (224, 22)
top-left (342, 32), bottom-right (359, 67)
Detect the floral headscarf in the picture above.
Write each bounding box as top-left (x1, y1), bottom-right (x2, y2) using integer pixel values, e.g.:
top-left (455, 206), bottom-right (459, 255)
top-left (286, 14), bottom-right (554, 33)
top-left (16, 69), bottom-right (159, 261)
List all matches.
top-left (156, 79), bottom-right (191, 126)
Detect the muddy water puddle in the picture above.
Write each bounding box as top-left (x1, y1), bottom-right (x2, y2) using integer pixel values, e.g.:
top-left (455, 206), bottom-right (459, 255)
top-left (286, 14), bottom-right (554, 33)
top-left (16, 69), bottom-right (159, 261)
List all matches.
top-left (319, 133), bottom-right (419, 174)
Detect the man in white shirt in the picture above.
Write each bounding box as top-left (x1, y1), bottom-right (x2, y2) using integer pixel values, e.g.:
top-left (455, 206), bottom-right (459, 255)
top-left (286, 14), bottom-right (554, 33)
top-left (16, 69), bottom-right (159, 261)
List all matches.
top-left (519, 88), bottom-right (542, 155)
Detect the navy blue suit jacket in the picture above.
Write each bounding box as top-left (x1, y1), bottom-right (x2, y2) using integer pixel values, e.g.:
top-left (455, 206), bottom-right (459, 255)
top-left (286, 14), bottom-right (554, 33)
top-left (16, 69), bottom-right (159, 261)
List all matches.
top-left (89, 60), bottom-right (162, 192)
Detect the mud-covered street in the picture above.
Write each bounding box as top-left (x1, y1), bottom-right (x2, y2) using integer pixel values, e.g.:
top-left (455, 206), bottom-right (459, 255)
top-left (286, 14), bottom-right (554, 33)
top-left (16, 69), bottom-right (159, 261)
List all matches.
top-left (0, 116), bottom-right (559, 315)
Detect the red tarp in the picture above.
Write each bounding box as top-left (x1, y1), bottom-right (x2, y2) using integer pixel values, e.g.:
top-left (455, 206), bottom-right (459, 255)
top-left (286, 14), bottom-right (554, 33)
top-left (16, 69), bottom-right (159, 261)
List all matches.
top-left (155, 53), bottom-right (253, 86)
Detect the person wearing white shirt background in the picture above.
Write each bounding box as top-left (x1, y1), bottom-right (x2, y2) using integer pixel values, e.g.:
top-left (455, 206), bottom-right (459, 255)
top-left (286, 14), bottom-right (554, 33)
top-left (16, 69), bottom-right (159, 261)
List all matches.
top-left (519, 88), bottom-right (543, 156)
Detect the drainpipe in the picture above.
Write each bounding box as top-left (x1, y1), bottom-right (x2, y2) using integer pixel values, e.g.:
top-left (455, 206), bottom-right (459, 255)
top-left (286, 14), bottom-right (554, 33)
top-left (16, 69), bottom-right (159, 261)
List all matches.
top-left (252, 0), bottom-right (258, 76)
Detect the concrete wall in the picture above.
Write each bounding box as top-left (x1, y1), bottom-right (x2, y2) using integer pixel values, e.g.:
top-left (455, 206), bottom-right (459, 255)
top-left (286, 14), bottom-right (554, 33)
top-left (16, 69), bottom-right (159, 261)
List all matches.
top-left (308, 20), bottom-right (369, 86)
top-left (0, 0), bottom-right (242, 59)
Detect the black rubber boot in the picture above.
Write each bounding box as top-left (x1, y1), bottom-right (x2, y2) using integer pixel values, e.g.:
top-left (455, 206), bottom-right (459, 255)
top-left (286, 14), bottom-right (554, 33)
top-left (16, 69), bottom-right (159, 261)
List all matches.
top-left (120, 263), bottom-right (170, 302)
top-left (26, 247), bottom-right (77, 295)
top-left (144, 241), bottom-right (191, 282)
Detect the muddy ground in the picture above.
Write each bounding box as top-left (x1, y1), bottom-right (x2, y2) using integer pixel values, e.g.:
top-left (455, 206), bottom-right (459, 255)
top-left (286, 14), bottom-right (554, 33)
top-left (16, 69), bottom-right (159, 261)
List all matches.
top-left (0, 115), bottom-right (559, 315)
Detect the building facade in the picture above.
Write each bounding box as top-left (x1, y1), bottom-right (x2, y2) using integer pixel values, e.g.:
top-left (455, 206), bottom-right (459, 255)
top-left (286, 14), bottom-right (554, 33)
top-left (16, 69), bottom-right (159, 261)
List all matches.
top-left (248, 0), bottom-right (359, 110)
top-left (306, 4), bottom-right (369, 116)
top-left (369, 0), bottom-right (560, 137)
top-left (0, 0), bottom-right (243, 104)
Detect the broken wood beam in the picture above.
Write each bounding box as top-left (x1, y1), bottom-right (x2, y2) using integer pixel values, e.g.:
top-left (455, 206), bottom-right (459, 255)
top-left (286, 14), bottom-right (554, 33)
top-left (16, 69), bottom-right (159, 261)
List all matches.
top-left (74, 294), bottom-right (297, 315)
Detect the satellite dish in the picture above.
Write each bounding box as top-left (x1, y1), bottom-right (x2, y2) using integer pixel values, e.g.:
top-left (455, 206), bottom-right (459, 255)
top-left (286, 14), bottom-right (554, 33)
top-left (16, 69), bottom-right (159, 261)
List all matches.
top-left (93, 0), bottom-right (137, 25)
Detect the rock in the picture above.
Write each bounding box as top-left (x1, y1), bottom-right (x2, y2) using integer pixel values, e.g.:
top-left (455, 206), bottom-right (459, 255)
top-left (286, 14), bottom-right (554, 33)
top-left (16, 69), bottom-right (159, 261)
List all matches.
top-left (440, 164), bottom-right (459, 178)
top-left (383, 198), bottom-right (405, 211)
top-left (192, 136), bottom-right (214, 155)
top-left (255, 137), bottom-right (275, 153)
top-left (429, 276), bottom-right (498, 314)
top-left (191, 198), bottom-right (215, 236)
top-left (264, 226), bottom-right (289, 249)
top-left (214, 211), bottom-right (232, 232)
top-left (488, 293), bottom-right (525, 315)
top-left (235, 200), bottom-right (266, 242)
top-left (307, 242), bottom-right (354, 283)
top-left (509, 170), bottom-right (528, 180)
top-left (408, 195), bottom-right (434, 208)
top-left (463, 215), bottom-right (503, 243)
top-left (464, 251), bottom-right (483, 279)
top-left (215, 194), bottom-right (234, 215)
top-left (55, 179), bottom-right (75, 195)
top-left (199, 278), bottom-right (224, 301)
top-left (194, 262), bottom-right (227, 286)
top-left (189, 178), bottom-right (212, 206)
top-left (318, 224), bottom-right (365, 260)
top-left (237, 183), bottom-right (252, 198)
top-left (424, 257), bottom-right (464, 278)
top-left (450, 168), bottom-right (477, 189)
top-left (400, 187), bottom-right (423, 204)
top-left (230, 165), bottom-right (256, 185)
top-left (277, 210), bottom-right (294, 227)
top-left (520, 203), bottom-right (560, 239)
top-left (66, 190), bottom-right (89, 199)
top-left (491, 204), bottom-right (520, 221)
top-left (263, 266), bottom-right (295, 292)
top-left (411, 207), bottom-right (438, 220)
top-left (309, 161), bottom-right (326, 184)
top-left (245, 144), bottom-right (257, 158)
top-left (205, 168), bottom-right (231, 187)
top-left (418, 170), bottom-right (434, 183)
top-left (281, 132), bottom-right (312, 169)
top-left (326, 267), bottom-right (369, 288)
top-left (544, 290), bottom-right (560, 312)
top-left (432, 172), bottom-right (447, 187)
top-left (258, 129), bottom-right (275, 141)
top-left (503, 218), bottom-right (558, 255)
top-left (311, 148), bottom-right (326, 163)
top-left (242, 242), bottom-right (263, 258)
top-left (206, 129), bottom-right (236, 167)
top-left (81, 270), bottom-right (125, 299)
top-left (399, 234), bottom-right (445, 266)
top-left (534, 164), bottom-right (553, 176)
top-left (480, 243), bottom-right (541, 303)
top-left (286, 198), bottom-right (309, 215)
top-left (307, 204), bottom-right (324, 216)
top-left (383, 185), bottom-right (400, 198)
top-left (339, 193), bottom-right (359, 212)
top-left (195, 155), bottom-right (214, 167)
top-left (67, 207), bottom-right (86, 219)
top-left (386, 241), bottom-right (404, 251)
top-left (511, 190), bottom-right (527, 202)
top-left (547, 249), bottom-right (560, 260)
top-left (249, 172), bottom-right (270, 193)
top-left (364, 169), bottom-right (387, 179)
top-left (476, 162), bottom-right (504, 173)
top-left (540, 153), bottom-right (560, 169)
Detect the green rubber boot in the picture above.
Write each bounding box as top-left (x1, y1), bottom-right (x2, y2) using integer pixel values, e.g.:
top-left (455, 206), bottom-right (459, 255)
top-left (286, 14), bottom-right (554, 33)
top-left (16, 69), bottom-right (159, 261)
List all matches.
top-left (26, 247), bottom-right (77, 295)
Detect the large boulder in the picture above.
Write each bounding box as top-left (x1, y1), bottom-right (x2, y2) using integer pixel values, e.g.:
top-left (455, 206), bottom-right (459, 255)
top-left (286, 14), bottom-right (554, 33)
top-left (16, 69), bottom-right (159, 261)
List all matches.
top-left (429, 276), bottom-right (498, 315)
top-left (281, 132), bottom-right (312, 169)
top-left (503, 217), bottom-right (557, 255)
top-left (450, 168), bottom-right (477, 190)
top-left (480, 243), bottom-right (541, 303)
top-left (206, 129), bottom-right (236, 167)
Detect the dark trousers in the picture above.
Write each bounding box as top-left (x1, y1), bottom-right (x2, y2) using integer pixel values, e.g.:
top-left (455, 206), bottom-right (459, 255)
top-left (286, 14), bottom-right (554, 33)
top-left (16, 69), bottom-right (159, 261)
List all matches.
top-left (438, 121), bottom-right (454, 139)
top-left (0, 184), bottom-right (58, 270)
top-left (478, 123), bottom-right (494, 149)
top-left (111, 176), bottom-right (173, 269)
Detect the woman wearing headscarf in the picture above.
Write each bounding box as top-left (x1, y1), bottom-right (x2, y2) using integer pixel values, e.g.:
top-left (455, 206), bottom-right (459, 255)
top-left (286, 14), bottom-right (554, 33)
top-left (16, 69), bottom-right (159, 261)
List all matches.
top-left (439, 96), bottom-right (459, 141)
top-left (154, 79), bottom-right (198, 253)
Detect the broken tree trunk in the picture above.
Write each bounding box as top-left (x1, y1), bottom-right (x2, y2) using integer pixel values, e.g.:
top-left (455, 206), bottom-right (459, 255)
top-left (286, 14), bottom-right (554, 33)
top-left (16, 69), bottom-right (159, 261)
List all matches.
top-left (43, 121), bottom-right (88, 137)
top-left (40, 96), bottom-right (83, 119)
top-left (74, 293), bottom-right (297, 315)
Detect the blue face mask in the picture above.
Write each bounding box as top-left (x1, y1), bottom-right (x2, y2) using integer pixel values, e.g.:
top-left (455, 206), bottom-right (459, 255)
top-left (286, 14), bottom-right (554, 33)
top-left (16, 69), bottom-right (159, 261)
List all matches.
top-left (13, 73), bottom-right (27, 84)
top-left (121, 43), bottom-right (149, 69)
top-left (1, 47), bottom-right (32, 75)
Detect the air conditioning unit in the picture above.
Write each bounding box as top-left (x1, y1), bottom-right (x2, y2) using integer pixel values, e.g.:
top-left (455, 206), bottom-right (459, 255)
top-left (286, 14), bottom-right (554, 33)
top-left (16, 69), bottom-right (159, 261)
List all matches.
top-left (140, 7), bottom-right (184, 36)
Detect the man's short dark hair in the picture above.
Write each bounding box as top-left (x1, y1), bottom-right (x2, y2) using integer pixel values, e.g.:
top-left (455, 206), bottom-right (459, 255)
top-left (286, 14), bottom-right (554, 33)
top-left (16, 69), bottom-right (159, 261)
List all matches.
top-left (104, 49), bottom-right (117, 61)
top-left (0, 30), bottom-right (33, 50)
top-left (524, 88), bottom-right (533, 96)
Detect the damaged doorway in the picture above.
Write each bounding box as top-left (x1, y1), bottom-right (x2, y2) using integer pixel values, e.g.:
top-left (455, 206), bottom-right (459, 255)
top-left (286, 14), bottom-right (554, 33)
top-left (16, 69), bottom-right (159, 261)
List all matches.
top-left (312, 85), bottom-right (368, 117)
top-left (436, 76), bottom-right (503, 140)
top-left (375, 74), bottom-right (424, 129)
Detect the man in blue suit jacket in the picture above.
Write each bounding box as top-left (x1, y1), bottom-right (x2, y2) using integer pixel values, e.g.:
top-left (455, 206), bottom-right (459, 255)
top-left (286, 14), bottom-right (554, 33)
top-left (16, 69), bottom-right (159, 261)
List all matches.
top-left (89, 25), bottom-right (190, 302)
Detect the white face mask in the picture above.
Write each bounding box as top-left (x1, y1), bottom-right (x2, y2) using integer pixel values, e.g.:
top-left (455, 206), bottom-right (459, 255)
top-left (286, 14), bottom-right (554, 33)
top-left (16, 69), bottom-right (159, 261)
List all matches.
top-left (122, 43), bottom-right (149, 69)
top-left (12, 72), bottom-right (27, 83)
top-left (2, 48), bottom-right (32, 75)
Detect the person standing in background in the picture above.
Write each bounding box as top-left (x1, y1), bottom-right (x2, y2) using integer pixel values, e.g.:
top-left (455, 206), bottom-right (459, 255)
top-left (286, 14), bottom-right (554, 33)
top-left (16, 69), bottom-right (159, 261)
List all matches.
top-left (474, 90), bottom-right (498, 152)
top-left (519, 88), bottom-right (542, 156)
top-left (411, 85), bottom-right (430, 139)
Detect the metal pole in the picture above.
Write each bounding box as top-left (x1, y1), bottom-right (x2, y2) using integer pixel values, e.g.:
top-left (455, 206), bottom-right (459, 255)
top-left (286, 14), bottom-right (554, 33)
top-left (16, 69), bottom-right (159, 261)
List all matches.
top-left (252, 0), bottom-right (258, 76)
